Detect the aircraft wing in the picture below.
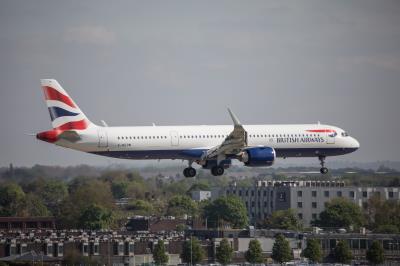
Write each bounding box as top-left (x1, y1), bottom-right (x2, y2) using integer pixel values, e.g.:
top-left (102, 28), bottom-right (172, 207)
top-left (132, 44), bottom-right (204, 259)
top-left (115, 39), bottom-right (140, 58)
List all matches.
top-left (202, 108), bottom-right (247, 161)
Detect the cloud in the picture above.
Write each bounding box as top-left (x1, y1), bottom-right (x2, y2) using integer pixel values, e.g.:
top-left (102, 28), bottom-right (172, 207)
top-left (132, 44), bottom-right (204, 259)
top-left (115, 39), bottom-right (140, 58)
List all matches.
top-left (64, 26), bottom-right (116, 46)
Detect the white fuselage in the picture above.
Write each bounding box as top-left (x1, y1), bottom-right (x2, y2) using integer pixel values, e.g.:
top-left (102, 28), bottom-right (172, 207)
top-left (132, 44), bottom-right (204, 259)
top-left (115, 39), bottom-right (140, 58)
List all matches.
top-left (55, 123), bottom-right (359, 160)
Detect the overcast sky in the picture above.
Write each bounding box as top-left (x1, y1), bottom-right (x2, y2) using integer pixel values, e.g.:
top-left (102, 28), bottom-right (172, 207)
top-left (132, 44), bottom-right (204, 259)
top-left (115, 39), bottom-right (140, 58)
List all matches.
top-left (1, 0), bottom-right (400, 167)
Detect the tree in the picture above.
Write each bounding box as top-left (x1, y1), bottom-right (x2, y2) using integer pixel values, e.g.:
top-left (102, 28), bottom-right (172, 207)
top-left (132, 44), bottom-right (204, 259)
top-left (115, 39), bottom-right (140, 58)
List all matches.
top-left (271, 234), bottom-right (292, 264)
top-left (333, 240), bottom-right (352, 264)
top-left (302, 238), bottom-right (322, 263)
top-left (111, 181), bottom-right (129, 199)
top-left (216, 238), bottom-right (233, 265)
top-left (0, 183), bottom-right (25, 216)
top-left (314, 198), bottom-right (363, 229)
top-left (79, 204), bottom-right (113, 230)
top-left (18, 194), bottom-right (50, 217)
top-left (153, 240), bottom-right (169, 265)
top-left (127, 199), bottom-right (154, 215)
top-left (167, 195), bottom-right (198, 217)
top-left (59, 180), bottom-right (115, 228)
top-left (265, 209), bottom-right (302, 230)
top-left (203, 196), bottom-right (248, 228)
top-left (181, 237), bottom-right (205, 264)
top-left (366, 241), bottom-right (385, 265)
top-left (245, 239), bottom-right (264, 263)
top-left (366, 196), bottom-right (400, 232)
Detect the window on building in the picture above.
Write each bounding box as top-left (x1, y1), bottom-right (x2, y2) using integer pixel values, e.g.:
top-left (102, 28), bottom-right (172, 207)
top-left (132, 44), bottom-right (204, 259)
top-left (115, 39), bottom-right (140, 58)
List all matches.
top-left (337, 191), bottom-right (342, 197)
top-left (362, 191), bottom-right (368, 198)
top-left (349, 191), bottom-right (355, 198)
top-left (312, 202), bottom-right (317, 208)
top-left (239, 190), bottom-right (242, 196)
top-left (297, 191), bottom-right (303, 197)
top-left (312, 213), bottom-right (317, 220)
top-left (263, 191), bottom-right (267, 197)
top-left (298, 213), bottom-right (303, 219)
top-left (312, 191), bottom-right (317, 197)
top-left (324, 191), bottom-right (329, 197)
top-left (246, 190), bottom-right (248, 196)
top-left (258, 191), bottom-right (261, 197)
top-left (297, 202), bottom-right (303, 208)
top-left (264, 201), bottom-right (268, 207)
top-left (251, 201), bottom-right (255, 207)
top-left (251, 190), bottom-right (254, 197)
top-left (389, 191), bottom-right (394, 198)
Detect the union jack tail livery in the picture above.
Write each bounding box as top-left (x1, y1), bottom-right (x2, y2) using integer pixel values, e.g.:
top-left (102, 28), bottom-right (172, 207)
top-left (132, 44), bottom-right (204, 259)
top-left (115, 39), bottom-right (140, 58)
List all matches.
top-left (41, 79), bottom-right (92, 130)
top-left (37, 80), bottom-right (95, 143)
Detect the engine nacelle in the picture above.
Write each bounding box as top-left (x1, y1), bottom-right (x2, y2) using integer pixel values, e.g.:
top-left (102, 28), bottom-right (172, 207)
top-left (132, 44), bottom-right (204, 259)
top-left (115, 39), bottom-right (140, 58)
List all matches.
top-left (241, 147), bottom-right (276, 167)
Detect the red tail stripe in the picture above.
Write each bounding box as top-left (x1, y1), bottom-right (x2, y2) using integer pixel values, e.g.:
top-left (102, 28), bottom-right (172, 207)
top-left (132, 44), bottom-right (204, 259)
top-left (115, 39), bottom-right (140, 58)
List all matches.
top-left (55, 119), bottom-right (89, 131)
top-left (306, 129), bottom-right (336, 133)
top-left (42, 86), bottom-right (76, 108)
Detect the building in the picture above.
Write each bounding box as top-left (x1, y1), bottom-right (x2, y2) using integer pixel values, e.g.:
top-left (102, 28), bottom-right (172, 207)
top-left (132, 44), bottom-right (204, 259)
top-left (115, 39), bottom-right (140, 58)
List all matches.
top-left (0, 217), bottom-right (56, 231)
top-left (222, 180), bottom-right (400, 226)
top-left (191, 190), bottom-right (212, 201)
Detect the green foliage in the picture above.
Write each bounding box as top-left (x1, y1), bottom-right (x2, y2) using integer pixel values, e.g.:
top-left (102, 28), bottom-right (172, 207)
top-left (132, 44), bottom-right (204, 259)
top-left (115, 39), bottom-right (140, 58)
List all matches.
top-left (19, 194), bottom-right (50, 217)
top-left (265, 209), bottom-right (302, 230)
top-left (181, 237), bottom-right (205, 264)
top-left (216, 238), bottom-right (233, 265)
top-left (153, 240), bottom-right (169, 265)
top-left (375, 224), bottom-right (399, 234)
top-left (127, 199), bottom-right (154, 215)
top-left (366, 195), bottom-right (400, 233)
top-left (302, 238), bottom-right (322, 263)
top-left (167, 195), bottom-right (198, 217)
top-left (271, 234), bottom-right (292, 264)
top-left (314, 198), bottom-right (363, 229)
top-left (79, 204), bottom-right (113, 230)
top-left (203, 196), bottom-right (248, 229)
top-left (111, 181), bottom-right (129, 199)
top-left (186, 181), bottom-right (210, 196)
top-left (333, 240), bottom-right (352, 264)
top-left (366, 240), bottom-right (385, 265)
top-left (59, 180), bottom-right (114, 228)
top-left (245, 239), bottom-right (264, 263)
top-left (0, 183), bottom-right (25, 216)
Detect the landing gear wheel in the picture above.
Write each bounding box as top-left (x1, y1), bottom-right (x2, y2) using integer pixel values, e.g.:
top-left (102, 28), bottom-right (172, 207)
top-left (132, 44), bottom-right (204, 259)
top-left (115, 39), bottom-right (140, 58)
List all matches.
top-left (320, 167), bottom-right (329, 174)
top-left (183, 167), bottom-right (196, 178)
top-left (211, 166), bottom-right (224, 176)
top-left (318, 156), bottom-right (329, 175)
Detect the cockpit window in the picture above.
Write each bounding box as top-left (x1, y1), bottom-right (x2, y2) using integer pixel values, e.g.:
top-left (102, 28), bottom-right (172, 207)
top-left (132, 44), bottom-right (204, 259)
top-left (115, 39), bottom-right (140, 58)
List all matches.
top-left (341, 132), bottom-right (349, 137)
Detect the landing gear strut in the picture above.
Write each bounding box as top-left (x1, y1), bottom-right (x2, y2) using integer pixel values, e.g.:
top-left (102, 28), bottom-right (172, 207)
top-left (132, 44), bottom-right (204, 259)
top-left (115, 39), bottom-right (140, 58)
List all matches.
top-left (319, 156), bottom-right (329, 174)
top-left (211, 166), bottom-right (224, 176)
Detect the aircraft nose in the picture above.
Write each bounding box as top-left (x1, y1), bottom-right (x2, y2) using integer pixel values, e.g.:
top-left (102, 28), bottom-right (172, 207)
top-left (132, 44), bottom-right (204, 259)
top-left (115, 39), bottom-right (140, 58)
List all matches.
top-left (351, 137), bottom-right (360, 149)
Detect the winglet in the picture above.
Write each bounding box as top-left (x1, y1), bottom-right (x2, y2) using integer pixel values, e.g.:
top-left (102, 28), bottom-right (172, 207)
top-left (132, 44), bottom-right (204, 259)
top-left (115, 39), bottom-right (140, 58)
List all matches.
top-left (227, 108), bottom-right (241, 126)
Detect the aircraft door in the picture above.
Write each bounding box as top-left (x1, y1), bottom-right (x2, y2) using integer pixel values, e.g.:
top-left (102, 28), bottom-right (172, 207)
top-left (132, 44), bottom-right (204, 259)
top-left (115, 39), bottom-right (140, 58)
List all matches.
top-left (326, 130), bottom-right (336, 144)
top-left (170, 131), bottom-right (179, 146)
top-left (98, 129), bottom-right (108, 147)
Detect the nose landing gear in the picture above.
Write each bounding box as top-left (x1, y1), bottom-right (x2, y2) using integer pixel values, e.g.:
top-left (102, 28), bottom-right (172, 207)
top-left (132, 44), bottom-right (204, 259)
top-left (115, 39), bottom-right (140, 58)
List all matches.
top-left (319, 156), bottom-right (329, 174)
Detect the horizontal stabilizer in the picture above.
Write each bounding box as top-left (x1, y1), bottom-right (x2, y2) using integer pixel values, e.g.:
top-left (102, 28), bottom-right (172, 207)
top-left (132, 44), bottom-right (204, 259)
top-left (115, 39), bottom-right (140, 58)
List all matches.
top-left (58, 130), bottom-right (81, 142)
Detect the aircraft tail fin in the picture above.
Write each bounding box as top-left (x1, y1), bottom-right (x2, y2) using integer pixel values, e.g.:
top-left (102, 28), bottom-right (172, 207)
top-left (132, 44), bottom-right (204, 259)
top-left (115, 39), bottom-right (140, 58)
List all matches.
top-left (40, 79), bottom-right (94, 130)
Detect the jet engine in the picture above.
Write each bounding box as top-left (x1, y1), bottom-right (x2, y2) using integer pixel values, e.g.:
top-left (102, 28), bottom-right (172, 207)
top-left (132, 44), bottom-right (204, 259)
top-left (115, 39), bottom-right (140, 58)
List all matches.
top-left (240, 147), bottom-right (276, 167)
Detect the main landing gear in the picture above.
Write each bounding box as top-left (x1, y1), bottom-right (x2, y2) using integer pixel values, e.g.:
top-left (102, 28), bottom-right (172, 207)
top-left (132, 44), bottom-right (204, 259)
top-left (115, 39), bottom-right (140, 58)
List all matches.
top-left (319, 156), bottom-right (329, 174)
top-left (183, 167), bottom-right (196, 178)
top-left (211, 166), bottom-right (224, 176)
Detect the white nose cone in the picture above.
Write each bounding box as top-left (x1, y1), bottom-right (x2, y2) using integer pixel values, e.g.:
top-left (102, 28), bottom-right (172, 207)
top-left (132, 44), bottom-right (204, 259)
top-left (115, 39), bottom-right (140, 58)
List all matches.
top-left (350, 137), bottom-right (360, 149)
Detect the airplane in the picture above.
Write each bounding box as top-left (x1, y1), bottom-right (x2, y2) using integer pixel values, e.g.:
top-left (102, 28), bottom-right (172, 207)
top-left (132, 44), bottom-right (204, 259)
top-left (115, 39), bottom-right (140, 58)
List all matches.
top-left (36, 79), bottom-right (360, 177)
